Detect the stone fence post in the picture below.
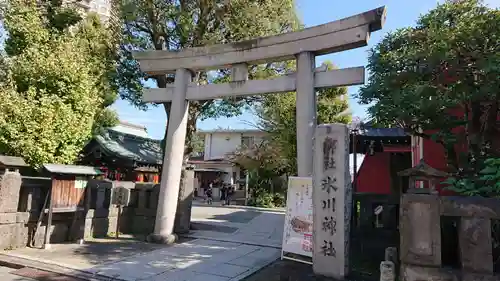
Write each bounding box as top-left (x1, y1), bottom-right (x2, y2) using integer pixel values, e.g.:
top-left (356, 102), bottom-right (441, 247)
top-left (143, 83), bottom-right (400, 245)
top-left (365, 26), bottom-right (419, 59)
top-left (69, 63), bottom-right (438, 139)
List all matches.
top-left (0, 171), bottom-right (28, 249)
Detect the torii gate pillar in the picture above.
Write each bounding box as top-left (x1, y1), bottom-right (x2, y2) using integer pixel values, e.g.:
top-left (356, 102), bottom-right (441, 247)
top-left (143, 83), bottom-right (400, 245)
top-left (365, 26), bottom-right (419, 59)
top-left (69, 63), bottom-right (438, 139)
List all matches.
top-left (296, 52), bottom-right (316, 177)
top-left (147, 68), bottom-right (191, 244)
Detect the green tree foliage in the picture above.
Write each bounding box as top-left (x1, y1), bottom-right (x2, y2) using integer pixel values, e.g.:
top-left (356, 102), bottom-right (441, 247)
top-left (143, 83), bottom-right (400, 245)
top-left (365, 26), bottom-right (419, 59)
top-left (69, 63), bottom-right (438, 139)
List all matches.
top-left (257, 61), bottom-right (351, 175)
top-left (0, 0), bottom-right (118, 167)
top-left (190, 132), bottom-right (205, 157)
top-left (115, 0), bottom-right (301, 157)
top-left (357, 0), bottom-right (499, 194)
top-left (443, 157), bottom-right (500, 196)
top-left (229, 142), bottom-right (288, 207)
top-left (228, 61), bottom-right (351, 207)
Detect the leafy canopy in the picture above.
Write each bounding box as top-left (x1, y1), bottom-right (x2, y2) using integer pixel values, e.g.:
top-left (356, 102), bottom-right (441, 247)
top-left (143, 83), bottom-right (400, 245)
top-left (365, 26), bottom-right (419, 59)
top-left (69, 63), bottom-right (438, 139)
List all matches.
top-left (0, 0), bottom-right (118, 167)
top-left (358, 0), bottom-right (500, 171)
top-left (228, 61), bottom-right (351, 206)
top-left (257, 61), bottom-right (351, 175)
top-left (115, 0), bottom-right (301, 157)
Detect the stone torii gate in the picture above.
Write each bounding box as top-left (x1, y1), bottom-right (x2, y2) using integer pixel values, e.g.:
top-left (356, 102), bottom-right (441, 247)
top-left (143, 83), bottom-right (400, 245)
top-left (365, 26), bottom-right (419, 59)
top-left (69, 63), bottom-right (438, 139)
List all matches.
top-left (133, 7), bottom-right (386, 245)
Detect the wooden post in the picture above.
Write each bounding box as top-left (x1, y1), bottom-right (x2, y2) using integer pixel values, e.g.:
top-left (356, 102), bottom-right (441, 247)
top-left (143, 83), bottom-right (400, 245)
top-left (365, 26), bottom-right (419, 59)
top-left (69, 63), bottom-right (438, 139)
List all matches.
top-left (32, 190), bottom-right (49, 247)
top-left (352, 130), bottom-right (358, 192)
top-left (43, 182), bottom-right (54, 249)
top-left (115, 205), bottom-right (121, 239)
top-left (244, 173), bottom-right (249, 205)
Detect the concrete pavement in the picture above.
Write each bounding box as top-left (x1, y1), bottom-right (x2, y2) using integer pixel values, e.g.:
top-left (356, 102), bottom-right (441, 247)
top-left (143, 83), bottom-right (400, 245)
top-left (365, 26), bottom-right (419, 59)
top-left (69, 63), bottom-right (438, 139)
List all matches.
top-left (88, 239), bottom-right (280, 281)
top-left (0, 266), bottom-right (34, 281)
top-left (3, 205), bottom-right (286, 281)
top-left (188, 205), bottom-right (285, 248)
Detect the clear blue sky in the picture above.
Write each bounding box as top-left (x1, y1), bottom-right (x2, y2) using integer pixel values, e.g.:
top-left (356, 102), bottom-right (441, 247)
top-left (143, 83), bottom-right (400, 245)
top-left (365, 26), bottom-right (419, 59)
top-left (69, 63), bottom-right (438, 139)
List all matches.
top-left (112, 0), bottom-right (500, 139)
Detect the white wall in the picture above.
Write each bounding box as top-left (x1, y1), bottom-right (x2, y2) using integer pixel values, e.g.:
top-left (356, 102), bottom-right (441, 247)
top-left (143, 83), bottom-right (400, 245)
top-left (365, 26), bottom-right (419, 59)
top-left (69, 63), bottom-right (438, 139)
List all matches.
top-left (204, 133), bottom-right (241, 160)
top-left (203, 131), bottom-right (266, 161)
top-left (195, 163), bottom-right (239, 184)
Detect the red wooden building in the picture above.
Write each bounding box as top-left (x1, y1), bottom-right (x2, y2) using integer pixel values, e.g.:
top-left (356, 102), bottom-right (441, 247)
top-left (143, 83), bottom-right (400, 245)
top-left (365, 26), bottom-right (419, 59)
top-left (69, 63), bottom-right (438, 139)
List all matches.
top-left (351, 123), bottom-right (412, 195)
top-left (408, 105), bottom-right (500, 195)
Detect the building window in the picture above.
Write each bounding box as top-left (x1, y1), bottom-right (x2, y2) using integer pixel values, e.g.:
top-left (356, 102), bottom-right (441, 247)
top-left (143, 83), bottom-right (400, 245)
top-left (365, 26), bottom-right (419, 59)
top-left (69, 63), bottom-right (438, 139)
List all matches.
top-left (241, 136), bottom-right (254, 148)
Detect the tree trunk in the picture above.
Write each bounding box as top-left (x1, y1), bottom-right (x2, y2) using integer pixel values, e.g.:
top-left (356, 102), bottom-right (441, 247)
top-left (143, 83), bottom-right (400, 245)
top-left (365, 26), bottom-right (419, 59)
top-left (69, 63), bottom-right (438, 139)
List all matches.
top-left (468, 101), bottom-right (482, 172)
top-left (157, 73), bottom-right (171, 160)
top-left (484, 99), bottom-right (499, 157)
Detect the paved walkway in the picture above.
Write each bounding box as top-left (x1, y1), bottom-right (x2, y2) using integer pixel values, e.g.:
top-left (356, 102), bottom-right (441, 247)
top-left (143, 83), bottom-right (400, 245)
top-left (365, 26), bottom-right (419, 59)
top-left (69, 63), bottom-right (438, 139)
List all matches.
top-left (3, 205), bottom-right (285, 281)
top-left (88, 239), bottom-right (280, 281)
top-left (0, 266), bottom-right (34, 281)
top-left (188, 205), bottom-right (285, 248)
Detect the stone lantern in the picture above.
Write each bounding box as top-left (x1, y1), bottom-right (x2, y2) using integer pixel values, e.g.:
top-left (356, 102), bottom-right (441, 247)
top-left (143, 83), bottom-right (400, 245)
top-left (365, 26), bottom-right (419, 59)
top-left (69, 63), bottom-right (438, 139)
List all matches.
top-left (397, 159), bottom-right (448, 194)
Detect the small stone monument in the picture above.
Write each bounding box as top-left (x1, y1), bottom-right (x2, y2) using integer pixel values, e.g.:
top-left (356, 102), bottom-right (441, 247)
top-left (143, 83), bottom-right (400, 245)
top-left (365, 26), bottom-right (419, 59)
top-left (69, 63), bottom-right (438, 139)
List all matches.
top-left (380, 261), bottom-right (395, 281)
top-left (312, 124), bottom-right (351, 279)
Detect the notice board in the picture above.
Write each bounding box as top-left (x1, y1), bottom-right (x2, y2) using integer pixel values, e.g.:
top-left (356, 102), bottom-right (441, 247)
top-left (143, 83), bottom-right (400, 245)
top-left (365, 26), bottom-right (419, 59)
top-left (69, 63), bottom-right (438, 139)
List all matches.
top-left (281, 176), bottom-right (313, 264)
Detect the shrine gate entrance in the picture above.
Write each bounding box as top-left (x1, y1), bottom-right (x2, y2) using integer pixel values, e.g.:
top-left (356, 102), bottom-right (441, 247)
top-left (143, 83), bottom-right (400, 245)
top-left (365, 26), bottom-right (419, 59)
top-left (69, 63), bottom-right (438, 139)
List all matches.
top-left (134, 6), bottom-right (386, 278)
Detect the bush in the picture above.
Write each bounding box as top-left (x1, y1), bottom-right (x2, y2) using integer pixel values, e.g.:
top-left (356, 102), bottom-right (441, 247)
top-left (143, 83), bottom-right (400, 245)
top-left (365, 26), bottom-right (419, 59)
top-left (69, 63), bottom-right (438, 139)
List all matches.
top-left (248, 192), bottom-right (274, 208)
top-left (248, 191), bottom-right (286, 208)
top-left (272, 192), bottom-right (286, 207)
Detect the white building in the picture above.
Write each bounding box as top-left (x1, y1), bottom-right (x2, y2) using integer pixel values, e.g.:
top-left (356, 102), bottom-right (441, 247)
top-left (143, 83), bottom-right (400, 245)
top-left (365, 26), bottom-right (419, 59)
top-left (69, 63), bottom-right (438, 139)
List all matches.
top-left (201, 129), bottom-right (266, 161)
top-left (73, 0), bottom-right (112, 22)
top-left (190, 129), bottom-right (266, 190)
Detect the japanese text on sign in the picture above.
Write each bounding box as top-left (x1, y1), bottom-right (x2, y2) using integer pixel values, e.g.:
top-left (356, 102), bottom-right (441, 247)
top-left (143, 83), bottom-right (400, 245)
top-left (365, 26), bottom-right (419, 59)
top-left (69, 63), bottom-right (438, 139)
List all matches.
top-left (323, 138), bottom-right (337, 170)
top-left (321, 240), bottom-right (336, 257)
top-left (111, 186), bottom-right (130, 206)
top-left (281, 177), bottom-right (313, 261)
top-left (322, 198), bottom-right (336, 212)
top-left (320, 136), bottom-right (338, 257)
top-left (313, 123), bottom-right (351, 278)
top-left (321, 176), bottom-right (338, 193)
top-left (322, 216), bottom-right (337, 236)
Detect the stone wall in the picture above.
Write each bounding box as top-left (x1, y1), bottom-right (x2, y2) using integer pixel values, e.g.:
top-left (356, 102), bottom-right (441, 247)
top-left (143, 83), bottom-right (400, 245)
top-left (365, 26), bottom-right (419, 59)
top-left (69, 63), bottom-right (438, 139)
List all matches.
top-left (400, 193), bottom-right (500, 281)
top-left (0, 171), bottom-right (27, 250)
top-left (0, 171), bottom-right (194, 250)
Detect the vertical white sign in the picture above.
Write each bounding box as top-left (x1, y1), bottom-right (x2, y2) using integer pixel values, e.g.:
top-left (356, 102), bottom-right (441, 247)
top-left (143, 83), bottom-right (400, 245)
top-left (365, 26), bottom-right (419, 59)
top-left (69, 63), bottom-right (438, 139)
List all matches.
top-left (281, 176), bottom-right (313, 261)
top-left (74, 177), bottom-right (88, 189)
top-left (312, 123), bottom-right (352, 278)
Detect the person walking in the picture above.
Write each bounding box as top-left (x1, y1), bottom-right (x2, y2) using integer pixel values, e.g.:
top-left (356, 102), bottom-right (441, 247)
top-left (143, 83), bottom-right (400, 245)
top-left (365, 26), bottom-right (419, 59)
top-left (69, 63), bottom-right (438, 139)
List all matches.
top-left (220, 184), bottom-right (226, 202)
top-left (206, 182), bottom-right (213, 205)
top-left (225, 185), bottom-right (234, 206)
